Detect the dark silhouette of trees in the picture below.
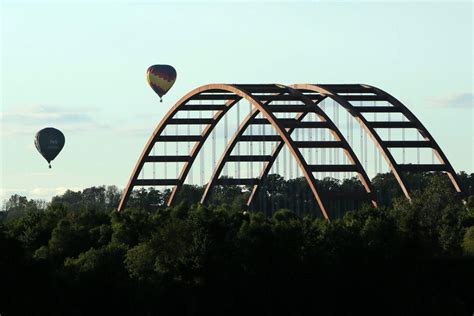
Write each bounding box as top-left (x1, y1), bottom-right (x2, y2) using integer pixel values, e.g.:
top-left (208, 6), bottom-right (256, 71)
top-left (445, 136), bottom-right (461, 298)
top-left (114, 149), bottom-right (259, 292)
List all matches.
top-left (0, 172), bottom-right (473, 315)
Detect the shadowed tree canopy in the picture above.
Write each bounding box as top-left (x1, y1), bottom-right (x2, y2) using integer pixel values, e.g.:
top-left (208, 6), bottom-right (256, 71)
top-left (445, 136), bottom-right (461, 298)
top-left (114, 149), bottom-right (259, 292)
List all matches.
top-left (1, 172), bottom-right (473, 315)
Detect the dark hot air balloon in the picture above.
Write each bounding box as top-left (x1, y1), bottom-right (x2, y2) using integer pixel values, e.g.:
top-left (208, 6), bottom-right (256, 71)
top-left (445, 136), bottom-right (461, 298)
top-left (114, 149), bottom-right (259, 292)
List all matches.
top-left (146, 65), bottom-right (177, 102)
top-left (34, 127), bottom-right (65, 168)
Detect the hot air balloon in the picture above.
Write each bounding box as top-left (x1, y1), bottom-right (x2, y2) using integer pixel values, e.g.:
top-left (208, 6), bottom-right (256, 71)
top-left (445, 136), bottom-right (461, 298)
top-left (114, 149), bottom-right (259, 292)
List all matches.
top-left (34, 127), bottom-right (65, 168)
top-left (146, 65), bottom-right (177, 102)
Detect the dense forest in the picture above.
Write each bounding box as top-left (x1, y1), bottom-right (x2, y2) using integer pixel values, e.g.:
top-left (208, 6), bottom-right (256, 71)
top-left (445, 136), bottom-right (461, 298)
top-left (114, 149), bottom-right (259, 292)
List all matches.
top-left (1, 172), bottom-right (474, 315)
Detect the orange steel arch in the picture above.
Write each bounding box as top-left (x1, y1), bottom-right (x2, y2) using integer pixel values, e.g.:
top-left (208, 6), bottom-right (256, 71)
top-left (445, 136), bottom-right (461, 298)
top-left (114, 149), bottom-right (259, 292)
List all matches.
top-left (201, 85), bottom-right (378, 211)
top-left (292, 84), bottom-right (462, 199)
top-left (118, 85), bottom-right (240, 212)
top-left (117, 83), bottom-right (462, 219)
top-left (119, 84), bottom-right (336, 219)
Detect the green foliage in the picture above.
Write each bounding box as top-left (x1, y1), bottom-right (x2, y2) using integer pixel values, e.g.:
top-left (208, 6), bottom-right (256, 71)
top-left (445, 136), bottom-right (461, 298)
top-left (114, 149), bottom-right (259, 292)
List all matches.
top-left (1, 172), bottom-right (473, 315)
top-left (64, 243), bottom-right (127, 275)
top-left (391, 175), bottom-right (466, 257)
top-left (463, 226), bottom-right (474, 256)
top-left (111, 208), bottom-right (155, 246)
top-left (50, 185), bottom-right (121, 212)
top-left (125, 242), bottom-right (157, 281)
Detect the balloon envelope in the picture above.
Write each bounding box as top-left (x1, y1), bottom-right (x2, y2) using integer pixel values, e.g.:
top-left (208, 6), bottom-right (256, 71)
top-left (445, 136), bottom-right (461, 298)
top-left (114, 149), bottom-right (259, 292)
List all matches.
top-left (34, 127), bottom-right (65, 167)
top-left (146, 65), bottom-right (177, 100)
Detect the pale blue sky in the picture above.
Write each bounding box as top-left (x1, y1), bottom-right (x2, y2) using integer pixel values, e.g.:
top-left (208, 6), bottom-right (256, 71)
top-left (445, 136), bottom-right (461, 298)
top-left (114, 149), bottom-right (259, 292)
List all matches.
top-left (1, 0), bottom-right (473, 201)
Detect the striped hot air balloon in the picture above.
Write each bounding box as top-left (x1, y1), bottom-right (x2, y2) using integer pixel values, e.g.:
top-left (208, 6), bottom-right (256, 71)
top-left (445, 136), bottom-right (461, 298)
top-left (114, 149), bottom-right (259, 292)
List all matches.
top-left (146, 65), bottom-right (177, 102)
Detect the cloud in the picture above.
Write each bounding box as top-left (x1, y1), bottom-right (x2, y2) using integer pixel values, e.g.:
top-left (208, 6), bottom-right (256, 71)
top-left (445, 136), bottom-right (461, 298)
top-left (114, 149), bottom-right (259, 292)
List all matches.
top-left (430, 92), bottom-right (473, 108)
top-left (1, 105), bottom-right (109, 137)
top-left (30, 187), bottom-right (72, 198)
top-left (0, 186), bottom-right (82, 202)
top-left (4, 105), bottom-right (92, 123)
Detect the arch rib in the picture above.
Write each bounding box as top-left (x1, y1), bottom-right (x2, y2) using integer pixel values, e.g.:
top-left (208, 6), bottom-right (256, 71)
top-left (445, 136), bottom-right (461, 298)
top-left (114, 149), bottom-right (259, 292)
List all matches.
top-left (200, 102), bottom-right (272, 205)
top-left (293, 84), bottom-right (462, 200)
top-left (221, 84), bottom-right (331, 219)
top-left (201, 85), bottom-right (378, 216)
top-left (367, 85), bottom-right (462, 193)
top-left (249, 85), bottom-right (378, 209)
top-left (118, 83), bottom-right (462, 215)
top-left (118, 85), bottom-right (242, 212)
top-left (294, 84), bottom-right (412, 199)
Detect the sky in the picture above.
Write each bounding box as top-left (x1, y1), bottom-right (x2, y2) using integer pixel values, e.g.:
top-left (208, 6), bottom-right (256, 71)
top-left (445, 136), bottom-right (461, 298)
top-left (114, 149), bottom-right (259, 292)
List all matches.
top-left (1, 0), bottom-right (473, 202)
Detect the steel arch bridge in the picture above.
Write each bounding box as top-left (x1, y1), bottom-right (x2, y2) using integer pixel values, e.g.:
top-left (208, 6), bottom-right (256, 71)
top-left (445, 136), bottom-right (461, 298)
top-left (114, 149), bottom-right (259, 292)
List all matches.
top-left (117, 84), bottom-right (462, 219)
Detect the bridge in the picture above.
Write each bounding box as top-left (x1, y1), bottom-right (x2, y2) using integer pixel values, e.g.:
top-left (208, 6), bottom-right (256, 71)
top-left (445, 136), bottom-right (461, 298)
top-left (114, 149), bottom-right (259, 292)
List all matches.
top-left (117, 84), bottom-right (462, 219)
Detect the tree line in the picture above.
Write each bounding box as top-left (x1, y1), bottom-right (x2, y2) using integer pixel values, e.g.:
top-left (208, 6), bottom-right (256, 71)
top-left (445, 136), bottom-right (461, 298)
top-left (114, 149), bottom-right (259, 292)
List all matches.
top-left (1, 172), bottom-right (473, 315)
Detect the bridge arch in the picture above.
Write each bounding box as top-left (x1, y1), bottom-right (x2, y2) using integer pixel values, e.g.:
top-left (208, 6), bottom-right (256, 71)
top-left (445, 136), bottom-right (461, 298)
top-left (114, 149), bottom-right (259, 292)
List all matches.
top-left (292, 84), bottom-right (462, 200)
top-left (118, 83), bottom-right (462, 219)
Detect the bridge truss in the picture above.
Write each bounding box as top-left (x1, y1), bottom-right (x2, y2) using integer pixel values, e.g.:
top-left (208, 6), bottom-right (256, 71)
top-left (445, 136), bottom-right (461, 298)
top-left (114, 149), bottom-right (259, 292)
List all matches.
top-left (117, 84), bottom-right (462, 219)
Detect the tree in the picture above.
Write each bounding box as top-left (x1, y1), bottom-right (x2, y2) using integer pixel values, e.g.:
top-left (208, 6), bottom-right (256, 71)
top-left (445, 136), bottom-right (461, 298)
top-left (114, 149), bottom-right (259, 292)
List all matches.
top-left (1, 172), bottom-right (473, 315)
top-left (105, 185), bottom-right (121, 210)
top-left (463, 226), bottom-right (474, 256)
